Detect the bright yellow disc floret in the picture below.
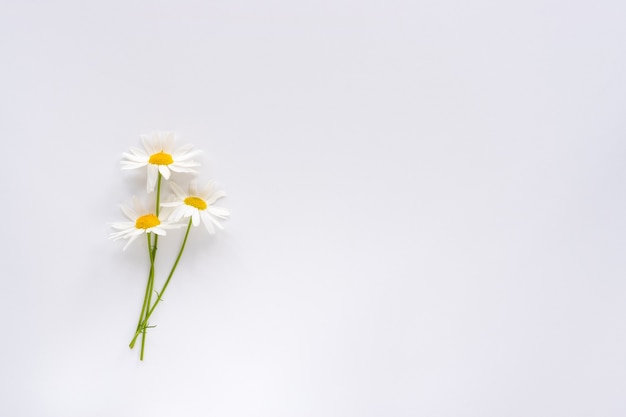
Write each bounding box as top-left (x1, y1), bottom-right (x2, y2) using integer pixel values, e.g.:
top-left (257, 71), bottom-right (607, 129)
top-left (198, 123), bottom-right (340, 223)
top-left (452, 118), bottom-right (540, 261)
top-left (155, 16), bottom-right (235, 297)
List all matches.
top-left (184, 196), bottom-right (207, 210)
top-left (135, 214), bottom-right (161, 229)
top-left (148, 151), bottom-right (174, 165)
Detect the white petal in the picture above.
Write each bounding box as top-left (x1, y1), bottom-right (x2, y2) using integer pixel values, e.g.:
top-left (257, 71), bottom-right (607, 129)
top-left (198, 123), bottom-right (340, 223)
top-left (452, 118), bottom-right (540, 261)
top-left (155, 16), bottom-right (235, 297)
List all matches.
top-left (120, 162), bottom-right (147, 170)
top-left (207, 206), bottom-right (230, 218)
top-left (169, 182), bottom-right (187, 200)
top-left (172, 144), bottom-right (193, 157)
top-left (122, 152), bottom-right (148, 163)
top-left (184, 205), bottom-right (197, 217)
top-left (204, 220), bottom-right (216, 234)
top-left (192, 210), bottom-right (200, 226)
top-left (205, 191), bottom-right (226, 205)
top-left (210, 215), bottom-right (224, 230)
top-left (168, 165), bottom-right (198, 174)
top-left (147, 165), bottom-right (158, 193)
top-left (159, 164), bottom-right (171, 179)
top-left (141, 134), bottom-right (156, 154)
top-left (164, 132), bottom-right (175, 151)
top-left (120, 204), bottom-right (137, 221)
top-left (200, 211), bottom-right (216, 234)
top-left (161, 201), bottom-right (182, 208)
top-left (110, 221), bottom-right (134, 230)
top-left (157, 132), bottom-right (170, 151)
top-left (123, 232), bottom-right (143, 250)
top-left (175, 149), bottom-right (202, 160)
top-left (162, 221), bottom-right (186, 229)
top-left (189, 183), bottom-right (198, 196)
top-left (199, 182), bottom-right (214, 199)
top-left (151, 227), bottom-right (167, 236)
top-left (169, 205), bottom-right (187, 221)
top-left (129, 228), bottom-right (145, 236)
top-left (171, 160), bottom-right (201, 168)
top-left (110, 230), bottom-right (130, 240)
top-left (128, 146), bottom-right (148, 157)
top-left (132, 196), bottom-right (146, 215)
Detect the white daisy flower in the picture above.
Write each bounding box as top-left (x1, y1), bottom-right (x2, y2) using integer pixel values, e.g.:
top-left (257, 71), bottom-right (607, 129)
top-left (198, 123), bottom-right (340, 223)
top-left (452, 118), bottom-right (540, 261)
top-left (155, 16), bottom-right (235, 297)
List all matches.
top-left (161, 182), bottom-right (230, 234)
top-left (120, 132), bottom-right (201, 193)
top-left (109, 198), bottom-right (184, 250)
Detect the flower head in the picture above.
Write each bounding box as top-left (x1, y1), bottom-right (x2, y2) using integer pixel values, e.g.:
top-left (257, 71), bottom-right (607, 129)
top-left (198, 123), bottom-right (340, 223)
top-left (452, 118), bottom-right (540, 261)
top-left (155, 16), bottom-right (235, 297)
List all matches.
top-left (109, 198), bottom-right (183, 250)
top-left (121, 132), bottom-right (201, 193)
top-left (161, 182), bottom-right (230, 234)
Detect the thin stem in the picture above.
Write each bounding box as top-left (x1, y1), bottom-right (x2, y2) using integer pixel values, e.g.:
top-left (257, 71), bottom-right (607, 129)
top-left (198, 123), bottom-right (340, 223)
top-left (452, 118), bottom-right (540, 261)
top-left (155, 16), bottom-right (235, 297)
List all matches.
top-left (139, 172), bottom-right (163, 360)
top-left (129, 218), bottom-right (193, 346)
top-left (140, 326), bottom-right (147, 360)
top-left (130, 234), bottom-right (154, 345)
top-left (129, 173), bottom-right (163, 358)
top-left (140, 259), bottom-right (154, 360)
top-left (129, 233), bottom-right (156, 350)
top-left (156, 173), bottom-right (162, 216)
top-left (147, 218), bottom-right (192, 318)
top-left (141, 174), bottom-right (163, 355)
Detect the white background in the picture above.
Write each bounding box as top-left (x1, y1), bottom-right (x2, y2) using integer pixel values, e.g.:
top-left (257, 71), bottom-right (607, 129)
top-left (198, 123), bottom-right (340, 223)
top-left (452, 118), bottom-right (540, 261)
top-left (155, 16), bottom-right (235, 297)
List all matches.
top-left (1, 0), bottom-right (625, 415)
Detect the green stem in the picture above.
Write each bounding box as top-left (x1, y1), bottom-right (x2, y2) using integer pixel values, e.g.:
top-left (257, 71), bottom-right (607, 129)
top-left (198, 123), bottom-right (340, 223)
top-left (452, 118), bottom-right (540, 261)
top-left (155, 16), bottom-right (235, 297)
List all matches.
top-left (140, 258), bottom-right (154, 360)
top-left (130, 234), bottom-right (154, 346)
top-left (129, 173), bottom-right (163, 358)
top-left (155, 173), bottom-right (162, 216)
top-left (129, 218), bottom-right (193, 347)
top-left (147, 218), bottom-right (192, 318)
top-left (140, 324), bottom-right (147, 360)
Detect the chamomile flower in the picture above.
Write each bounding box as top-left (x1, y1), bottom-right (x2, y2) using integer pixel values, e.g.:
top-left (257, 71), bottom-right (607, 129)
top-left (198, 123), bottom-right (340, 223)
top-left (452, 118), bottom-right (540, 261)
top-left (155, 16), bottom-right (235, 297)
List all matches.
top-left (109, 198), bottom-right (183, 250)
top-left (121, 132), bottom-right (201, 193)
top-left (161, 182), bottom-right (230, 234)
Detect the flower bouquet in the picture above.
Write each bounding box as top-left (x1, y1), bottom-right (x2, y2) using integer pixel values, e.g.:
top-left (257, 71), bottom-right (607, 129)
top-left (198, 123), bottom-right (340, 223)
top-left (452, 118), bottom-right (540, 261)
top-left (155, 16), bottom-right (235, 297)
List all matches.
top-left (109, 132), bottom-right (229, 360)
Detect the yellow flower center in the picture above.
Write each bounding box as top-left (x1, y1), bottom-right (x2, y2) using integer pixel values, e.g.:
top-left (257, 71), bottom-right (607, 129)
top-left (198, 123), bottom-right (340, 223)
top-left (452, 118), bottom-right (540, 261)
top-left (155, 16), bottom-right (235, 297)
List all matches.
top-left (148, 151), bottom-right (173, 165)
top-left (135, 214), bottom-right (161, 229)
top-left (184, 196), bottom-right (207, 210)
